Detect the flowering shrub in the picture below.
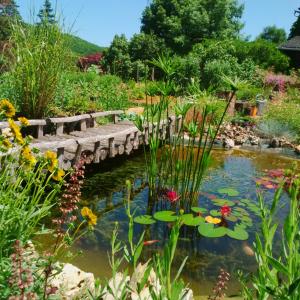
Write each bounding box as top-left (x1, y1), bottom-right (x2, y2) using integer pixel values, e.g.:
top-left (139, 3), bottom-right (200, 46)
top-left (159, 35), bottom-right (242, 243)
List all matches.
top-left (264, 73), bottom-right (296, 93)
top-left (77, 52), bottom-right (103, 71)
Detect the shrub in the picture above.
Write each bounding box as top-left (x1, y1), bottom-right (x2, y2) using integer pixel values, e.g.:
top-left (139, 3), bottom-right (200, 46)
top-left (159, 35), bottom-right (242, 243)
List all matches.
top-left (9, 21), bottom-right (70, 118)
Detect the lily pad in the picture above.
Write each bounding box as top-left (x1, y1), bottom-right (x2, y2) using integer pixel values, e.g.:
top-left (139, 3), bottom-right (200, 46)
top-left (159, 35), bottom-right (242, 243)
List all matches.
top-left (241, 215), bottom-right (252, 223)
top-left (212, 199), bottom-right (235, 207)
top-left (218, 188), bottom-right (239, 197)
top-left (181, 214), bottom-right (204, 226)
top-left (227, 226), bottom-right (249, 240)
top-left (210, 209), bottom-right (221, 217)
top-left (191, 207), bottom-right (208, 214)
top-left (134, 215), bottom-right (156, 225)
top-left (198, 223), bottom-right (227, 238)
top-left (225, 215), bottom-right (238, 222)
top-left (154, 211), bottom-right (177, 222)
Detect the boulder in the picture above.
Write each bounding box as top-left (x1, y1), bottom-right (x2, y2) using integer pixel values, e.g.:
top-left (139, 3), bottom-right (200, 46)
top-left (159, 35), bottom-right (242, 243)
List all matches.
top-left (295, 145), bottom-right (300, 155)
top-left (223, 138), bottom-right (235, 149)
top-left (49, 263), bottom-right (95, 299)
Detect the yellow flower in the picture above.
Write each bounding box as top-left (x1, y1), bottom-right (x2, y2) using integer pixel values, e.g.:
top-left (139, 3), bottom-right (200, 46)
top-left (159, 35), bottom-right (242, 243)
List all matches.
top-left (2, 138), bottom-right (12, 148)
top-left (8, 118), bottom-right (24, 145)
top-left (81, 207), bottom-right (97, 226)
top-left (52, 168), bottom-right (65, 181)
top-left (205, 216), bottom-right (221, 224)
top-left (20, 146), bottom-right (37, 168)
top-left (18, 117), bottom-right (30, 126)
top-left (45, 150), bottom-right (58, 172)
top-left (0, 99), bottom-right (15, 118)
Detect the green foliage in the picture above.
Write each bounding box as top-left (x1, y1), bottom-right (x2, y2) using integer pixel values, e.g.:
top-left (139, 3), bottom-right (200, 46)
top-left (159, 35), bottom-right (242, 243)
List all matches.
top-left (257, 26), bottom-right (287, 45)
top-left (238, 183), bottom-right (300, 299)
top-left (55, 73), bottom-right (129, 114)
top-left (141, 0), bottom-right (244, 53)
top-left (101, 34), bottom-right (132, 80)
top-left (9, 21), bottom-right (70, 118)
top-left (64, 33), bottom-right (105, 56)
top-left (289, 7), bottom-right (300, 39)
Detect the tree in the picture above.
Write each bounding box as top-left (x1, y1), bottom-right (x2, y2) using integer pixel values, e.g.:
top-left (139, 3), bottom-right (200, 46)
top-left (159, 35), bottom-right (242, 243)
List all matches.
top-left (101, 34), bottom-right (132, 80)
top-left (129, 33), bottom-right (166, 62)
top-left (37, 0), bottom-right (56, 24)
top-left (289, 7), bottom-right (300, 39)
top-left (0, 0), bottom-right (20, 18)
top-left (258, 26), bottom-right (287, 45)
top-left (141, 0), bottom-right (244, 54)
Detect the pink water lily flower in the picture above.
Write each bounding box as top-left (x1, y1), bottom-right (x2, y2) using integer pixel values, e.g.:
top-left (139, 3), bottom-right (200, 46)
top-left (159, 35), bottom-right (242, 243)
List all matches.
top-left (166, 190), bottom-right (180, 203)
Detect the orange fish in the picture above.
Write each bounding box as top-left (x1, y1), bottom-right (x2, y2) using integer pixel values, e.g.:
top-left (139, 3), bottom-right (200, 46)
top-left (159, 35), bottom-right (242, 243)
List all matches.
top-left (143, 240), bottom-right (159, 246)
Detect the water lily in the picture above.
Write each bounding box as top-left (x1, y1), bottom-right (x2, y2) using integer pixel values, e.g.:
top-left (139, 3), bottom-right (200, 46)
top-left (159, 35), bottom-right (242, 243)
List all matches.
top-left (220, 205), bottom-right (231, 217)
top-left (165, 190), bottom-right (180, 203)
top-left (205, 216), bottom-right (221, 224)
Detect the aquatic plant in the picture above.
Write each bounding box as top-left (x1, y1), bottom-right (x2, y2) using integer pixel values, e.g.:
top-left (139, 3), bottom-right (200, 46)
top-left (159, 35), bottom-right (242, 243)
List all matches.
top-left (208, 268), bottom-right (230, 300)
top-left (238, 181), bottom-right (300, 299)
top-left (134, 56), bottom-right (240, 211)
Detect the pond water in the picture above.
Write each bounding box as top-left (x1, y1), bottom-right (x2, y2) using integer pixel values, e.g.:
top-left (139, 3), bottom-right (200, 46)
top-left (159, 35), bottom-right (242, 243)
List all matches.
top-left (70, 149), bottom-right (299, 297)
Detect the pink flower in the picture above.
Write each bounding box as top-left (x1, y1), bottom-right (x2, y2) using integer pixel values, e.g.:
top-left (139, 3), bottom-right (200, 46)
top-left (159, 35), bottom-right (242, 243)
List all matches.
top-left (166, 190), bottom-right (180, 203)
top-left (220, 205), bottom-right (231, 217)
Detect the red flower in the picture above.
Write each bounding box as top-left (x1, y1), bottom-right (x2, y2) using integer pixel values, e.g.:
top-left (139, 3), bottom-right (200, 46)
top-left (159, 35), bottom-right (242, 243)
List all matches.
top-left (166, 190), bottom-right (180, 203)
top-left (220, 205), bottom-right (231, 217)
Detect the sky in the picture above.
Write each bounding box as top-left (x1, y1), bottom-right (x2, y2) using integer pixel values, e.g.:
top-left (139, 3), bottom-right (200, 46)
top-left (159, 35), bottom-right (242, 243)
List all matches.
top-left (16, 0), bottom-right (299, 47)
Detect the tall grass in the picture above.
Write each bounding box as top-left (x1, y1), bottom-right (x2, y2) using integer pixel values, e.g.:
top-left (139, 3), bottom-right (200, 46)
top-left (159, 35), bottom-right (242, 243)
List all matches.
top-left (10, 20), bottom-right (69, 118)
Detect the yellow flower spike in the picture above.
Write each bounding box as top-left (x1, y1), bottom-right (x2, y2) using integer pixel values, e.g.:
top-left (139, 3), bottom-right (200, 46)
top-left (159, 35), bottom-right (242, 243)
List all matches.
top-left (20, 146), bottom-right (37, 168)
top-left (52, 168), bottom-right (65, 181)
top-left (0, 99), bottom-right (16, 118)
top-left (2, 138), bottom-right (12, 148)
top-left (18, 117), bottom-right (30, 126)
top-left (81, 207), bottom-right (97, 226)
top-left (44, 150), bottom-right (59, 172)
top-left (205, 216), bottom-right (221, 224)
top-left (8, 118), bottom-right (24, 145)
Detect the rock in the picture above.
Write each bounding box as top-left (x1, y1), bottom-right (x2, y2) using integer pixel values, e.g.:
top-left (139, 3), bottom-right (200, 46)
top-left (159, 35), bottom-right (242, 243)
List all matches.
top-left (270, 138), bottom-right (280, 148)
top-left (235, 135), bottom-right (247, 145)
top-left (295, 145), bottom-right (300, 154)
top-left (49, 263), bottom-right (95, 300)
top-left (249, 136), bottom-right (260, 146)
top-left (223, 138), bottom-right (235, 149)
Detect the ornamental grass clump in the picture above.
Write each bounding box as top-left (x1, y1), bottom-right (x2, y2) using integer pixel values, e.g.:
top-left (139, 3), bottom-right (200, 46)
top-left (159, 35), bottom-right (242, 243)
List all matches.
top-left (9, 19), bottom-right (70, 118)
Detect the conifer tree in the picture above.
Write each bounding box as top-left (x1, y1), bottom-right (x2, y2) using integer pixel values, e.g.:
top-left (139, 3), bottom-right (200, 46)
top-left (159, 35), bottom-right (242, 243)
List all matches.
top-left (289, 7), bottom-right (300, 39)
top-left (37, 0), bottom-right (56, 24)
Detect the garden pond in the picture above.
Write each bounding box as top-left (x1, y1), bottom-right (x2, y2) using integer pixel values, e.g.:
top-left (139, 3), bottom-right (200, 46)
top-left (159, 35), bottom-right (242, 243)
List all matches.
top-left (69, 149), bottom-right (300, 297)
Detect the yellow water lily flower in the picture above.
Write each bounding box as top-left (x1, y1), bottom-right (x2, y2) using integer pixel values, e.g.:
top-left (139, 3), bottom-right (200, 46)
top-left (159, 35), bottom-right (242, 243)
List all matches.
top-left (52, 168), bottom-right (65, 181)
top-left (18, 117), bottom-right (30, 126)
top-left (20, 146), bottom-right (37, 168)
top-left (205, 216), bottom-right (221, 224)
top-left (81, 207), bottom-right (97, 226)
top-left (8, 118), bottom-right (24, 145)
top-left (45, 150), bottom-right (58, 172)
top-left (0, 99), bottom-right (15, 118)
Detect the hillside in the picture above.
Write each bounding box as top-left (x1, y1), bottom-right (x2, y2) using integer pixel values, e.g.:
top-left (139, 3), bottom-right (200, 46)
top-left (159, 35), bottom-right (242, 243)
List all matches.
top-left (64, 33), bottom-right (106, 56)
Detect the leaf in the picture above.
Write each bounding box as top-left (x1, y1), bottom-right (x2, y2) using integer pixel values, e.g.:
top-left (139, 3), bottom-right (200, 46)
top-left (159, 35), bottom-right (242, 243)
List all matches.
top-left (267, 256), bottom-right (289, 276)
top-left (198, 223), bottom-right (226, 238)
top-left (227, 226), bottom-right (249, 240)
top-left (210, 209), bottom-right (221, 217)
top-left (191, 207), bottom-right (207, 214)
top-left (241, 215), bottom-right (252, 223)
top-left (134, 215), bottom-right (156, 225)
top-left (153, 211), bottom-right (177, 222)
top-left (218, 188), bottom-right (239, 197)
top-left (212, 199), bottom-right (235, 206)
top-left (181, 214), bottom-right (204, 226)
top-left (288, 277), bottom-right (300, 295)
top-left (225, 215), bottom-right (238, 222)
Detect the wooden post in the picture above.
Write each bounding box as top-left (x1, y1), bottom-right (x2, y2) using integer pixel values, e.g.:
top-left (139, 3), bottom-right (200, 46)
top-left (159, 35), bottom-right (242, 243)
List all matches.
top-left (93, 141), bottom-right (101, 163)
top-left (37, 125), bottom-right (44, 139)
top-left (125, 133), bottom-right (133, 154)
top-left (109, 137), bottom-right (115, 157)
top-left (113, 114), bottom-right (119, 124)
top-left (56, 123), bottom-right (64, 135)
top-left (57, 147), bottom-right (64, 168)
top-left (74, 143), bottom-right (83, 164)
top-left (133, 131), bottom-right (139, 149)
top-left (80, 119), bottom-right (87, 131)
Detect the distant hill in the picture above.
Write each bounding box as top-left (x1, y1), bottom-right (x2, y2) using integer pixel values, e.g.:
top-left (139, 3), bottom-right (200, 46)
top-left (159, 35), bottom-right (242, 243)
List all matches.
top-left (64, 34), bottom-right (106, 56)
